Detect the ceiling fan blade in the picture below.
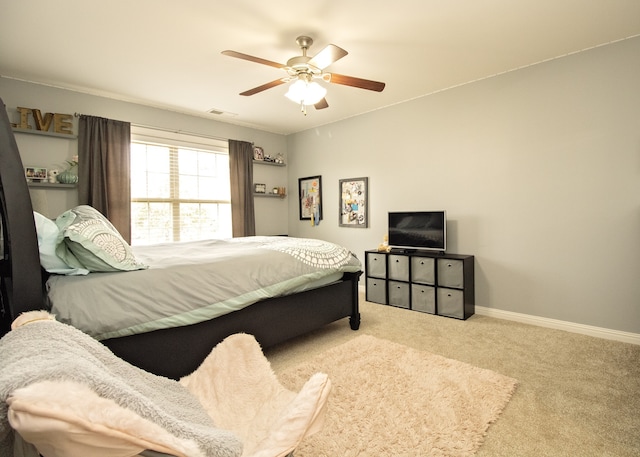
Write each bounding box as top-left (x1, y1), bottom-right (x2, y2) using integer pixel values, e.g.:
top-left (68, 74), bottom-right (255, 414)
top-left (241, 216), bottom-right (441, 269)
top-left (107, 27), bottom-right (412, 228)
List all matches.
top-left (328, 73), bottom-right (386, 92)
top-left (314, 98), bottom-right (329, 110)
top-left (239, 79), bottom-right (287, 96)
top-left (221, 50), bottom-right (285, 69)
top-left (308, 44), bottom-right (348, 70)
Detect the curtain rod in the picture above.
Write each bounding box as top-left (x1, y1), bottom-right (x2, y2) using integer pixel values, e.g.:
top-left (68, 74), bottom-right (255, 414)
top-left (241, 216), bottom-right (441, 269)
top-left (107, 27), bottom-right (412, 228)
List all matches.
top-left (73, 113), bottom-right (230, 143)
top-left (130, 122), bottom-right (229, 143)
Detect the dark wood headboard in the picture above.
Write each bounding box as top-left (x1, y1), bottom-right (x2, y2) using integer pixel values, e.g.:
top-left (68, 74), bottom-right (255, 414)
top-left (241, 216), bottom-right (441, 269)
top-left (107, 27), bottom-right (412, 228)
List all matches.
top-left (0, 98), bottom-right (45, 335)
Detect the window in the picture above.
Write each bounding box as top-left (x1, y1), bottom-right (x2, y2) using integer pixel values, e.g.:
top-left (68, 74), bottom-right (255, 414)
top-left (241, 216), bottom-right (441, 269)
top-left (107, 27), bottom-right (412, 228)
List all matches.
top-left (130, 129), bottom-right (231, 245)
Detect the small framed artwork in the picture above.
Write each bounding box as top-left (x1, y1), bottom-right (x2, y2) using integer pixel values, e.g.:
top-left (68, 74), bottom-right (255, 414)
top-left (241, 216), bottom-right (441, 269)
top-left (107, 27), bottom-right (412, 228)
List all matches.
top-left (298, 175), bottom-right (322, 222)
top-left (253, 146), bottom-right (264, 161)
top-left (339, 177), bottom-right (369, 228)
top-left (254, 183), bottom-right (266, 194)
top-left (25, 166), bottom-right (47, 182)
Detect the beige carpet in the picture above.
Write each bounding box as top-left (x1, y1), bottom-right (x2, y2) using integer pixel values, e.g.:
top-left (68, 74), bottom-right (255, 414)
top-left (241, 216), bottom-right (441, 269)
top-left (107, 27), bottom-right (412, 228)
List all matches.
top-left (278, 334), bottom-right (517, 456)
top-left (266, 296), bottom-right (640, 456)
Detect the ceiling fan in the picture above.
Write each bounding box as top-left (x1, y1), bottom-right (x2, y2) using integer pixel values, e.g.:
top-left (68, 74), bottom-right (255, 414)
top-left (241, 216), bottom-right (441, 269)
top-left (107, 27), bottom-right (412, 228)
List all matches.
top-left (222, 36), bottom-right (385, 114)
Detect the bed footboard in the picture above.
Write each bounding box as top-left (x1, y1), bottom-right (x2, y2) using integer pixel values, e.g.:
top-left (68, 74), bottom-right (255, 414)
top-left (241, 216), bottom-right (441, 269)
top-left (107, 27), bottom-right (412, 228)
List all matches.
top-left (104, 271), bottom-right (361, 379)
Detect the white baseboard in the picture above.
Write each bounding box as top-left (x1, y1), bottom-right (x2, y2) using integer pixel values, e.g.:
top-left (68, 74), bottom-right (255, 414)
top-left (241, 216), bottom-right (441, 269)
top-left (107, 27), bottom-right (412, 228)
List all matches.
top-left (474, 306), bottom-right (640, 346)
top-left (358, 285), bottom-right (640, 345)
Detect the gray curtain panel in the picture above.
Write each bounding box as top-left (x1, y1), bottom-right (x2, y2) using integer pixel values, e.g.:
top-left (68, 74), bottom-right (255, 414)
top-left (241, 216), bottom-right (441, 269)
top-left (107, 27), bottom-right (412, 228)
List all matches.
top-left (228, 139), bottom-right (256, 237)
top-left (78, 115), bottom-right (132, 242)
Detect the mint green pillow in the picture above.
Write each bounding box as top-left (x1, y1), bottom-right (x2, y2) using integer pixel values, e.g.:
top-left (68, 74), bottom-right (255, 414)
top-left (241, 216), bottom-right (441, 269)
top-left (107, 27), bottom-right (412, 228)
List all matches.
top-left (55, 205), bottom-right (148, 272)
top-left (33, 211), bottom-right (89, 275)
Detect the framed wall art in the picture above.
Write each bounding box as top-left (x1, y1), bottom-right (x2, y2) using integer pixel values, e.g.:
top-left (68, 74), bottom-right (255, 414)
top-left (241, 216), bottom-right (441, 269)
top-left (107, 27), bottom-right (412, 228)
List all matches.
top-left (25, 166), bottom-right (47, 182)
top-left (339, 177), bottom-right (369, 228)
top-left (253, 146), bottom-right (264, 161)
top-left (298, 175), bottom-right (322, 223)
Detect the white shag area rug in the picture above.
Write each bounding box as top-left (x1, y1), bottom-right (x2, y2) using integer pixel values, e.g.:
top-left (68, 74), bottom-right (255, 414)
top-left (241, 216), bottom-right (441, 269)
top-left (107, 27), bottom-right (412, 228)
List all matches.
top-left (279, 335), bottom-right (517, 456)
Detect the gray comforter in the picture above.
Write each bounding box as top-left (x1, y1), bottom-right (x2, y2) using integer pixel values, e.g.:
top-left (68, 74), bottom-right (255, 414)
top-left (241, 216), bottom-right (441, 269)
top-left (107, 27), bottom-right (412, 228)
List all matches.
top-left (46, 236), bottom-right (362, 340)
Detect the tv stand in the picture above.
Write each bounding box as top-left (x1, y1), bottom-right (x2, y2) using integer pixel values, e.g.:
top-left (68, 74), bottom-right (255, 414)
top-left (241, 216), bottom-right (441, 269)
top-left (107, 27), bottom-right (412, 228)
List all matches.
top-left (391, 248), bottom-right (417, 254)
top-left (390, 248), bottom-right (445, 256)
top-left (365, 249), bottom-right (474, 320)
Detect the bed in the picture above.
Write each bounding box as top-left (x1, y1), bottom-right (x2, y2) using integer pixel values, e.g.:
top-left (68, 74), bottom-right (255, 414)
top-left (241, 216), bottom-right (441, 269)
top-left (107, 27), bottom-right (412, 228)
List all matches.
top-left (0, 98), bottom-right (361, 379)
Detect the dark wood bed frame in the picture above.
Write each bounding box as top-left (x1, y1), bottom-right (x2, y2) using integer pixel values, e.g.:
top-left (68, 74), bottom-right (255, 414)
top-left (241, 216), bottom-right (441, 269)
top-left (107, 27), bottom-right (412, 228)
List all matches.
top-left (0, 98), bottom-right (361, 379)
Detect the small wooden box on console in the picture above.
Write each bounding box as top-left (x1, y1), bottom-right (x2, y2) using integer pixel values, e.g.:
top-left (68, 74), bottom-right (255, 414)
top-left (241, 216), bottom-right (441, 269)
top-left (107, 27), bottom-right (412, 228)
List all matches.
top-left (365, 249), bottom-right (474, 320)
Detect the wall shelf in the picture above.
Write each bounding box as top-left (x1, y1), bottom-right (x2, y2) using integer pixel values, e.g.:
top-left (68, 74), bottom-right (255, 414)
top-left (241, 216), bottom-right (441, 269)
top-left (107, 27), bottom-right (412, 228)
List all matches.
top-left (12, 127), bottom-right (77, 139)
top-left (253, 160), bottom-right (285, 167)
top-left (254, 193), bottom-right (286, 198)
top-left (27, 182), bottom-right (77, 189)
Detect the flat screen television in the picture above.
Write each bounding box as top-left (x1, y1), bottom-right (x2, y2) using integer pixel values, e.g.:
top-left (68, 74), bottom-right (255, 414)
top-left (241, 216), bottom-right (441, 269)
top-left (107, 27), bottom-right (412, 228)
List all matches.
top-left (388, 211), bottom-right (446, 252)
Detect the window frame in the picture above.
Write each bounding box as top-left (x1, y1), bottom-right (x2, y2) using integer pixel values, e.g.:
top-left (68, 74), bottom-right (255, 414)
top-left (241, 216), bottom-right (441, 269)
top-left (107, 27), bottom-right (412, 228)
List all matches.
top-left (130, 126), bottom-right (230, 245)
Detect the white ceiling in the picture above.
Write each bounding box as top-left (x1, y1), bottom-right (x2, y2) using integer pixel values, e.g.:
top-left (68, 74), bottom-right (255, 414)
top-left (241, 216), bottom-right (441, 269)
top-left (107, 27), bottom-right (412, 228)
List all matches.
top-left (2, 1), bottom-right (639, 135)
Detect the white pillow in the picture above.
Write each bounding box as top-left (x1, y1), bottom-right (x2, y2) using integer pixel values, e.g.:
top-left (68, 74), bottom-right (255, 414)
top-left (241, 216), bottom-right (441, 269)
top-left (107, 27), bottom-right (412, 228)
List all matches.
top-left (33, 211), bottom-right (89, 276)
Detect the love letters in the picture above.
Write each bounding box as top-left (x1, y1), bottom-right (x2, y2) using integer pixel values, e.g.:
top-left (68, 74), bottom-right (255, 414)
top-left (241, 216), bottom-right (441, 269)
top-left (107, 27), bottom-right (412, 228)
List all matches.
top-left (11, 107), bottom-right (74, 135)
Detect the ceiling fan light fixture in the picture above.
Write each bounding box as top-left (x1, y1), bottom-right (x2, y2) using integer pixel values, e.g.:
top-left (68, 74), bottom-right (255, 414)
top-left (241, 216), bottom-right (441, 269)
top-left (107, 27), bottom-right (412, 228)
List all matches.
top-left (223, 35), bottom-right (385, 114)
top-left (285, 79), bottom-right (327, 106)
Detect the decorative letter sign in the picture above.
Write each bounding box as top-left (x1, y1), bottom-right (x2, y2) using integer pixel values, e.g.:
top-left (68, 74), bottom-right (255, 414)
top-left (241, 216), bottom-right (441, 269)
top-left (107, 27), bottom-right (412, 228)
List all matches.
top-left (10, 107), bottom-right (74, 135)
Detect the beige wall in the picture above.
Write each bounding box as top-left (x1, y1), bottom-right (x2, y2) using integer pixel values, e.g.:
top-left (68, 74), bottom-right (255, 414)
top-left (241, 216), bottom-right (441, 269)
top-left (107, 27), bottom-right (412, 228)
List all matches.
top-left (286, 36), bottom-right (640, 334)
top-left (1, 78), bottom-right (289, 234)
top-left (3, 36), bottom-right (638, 335)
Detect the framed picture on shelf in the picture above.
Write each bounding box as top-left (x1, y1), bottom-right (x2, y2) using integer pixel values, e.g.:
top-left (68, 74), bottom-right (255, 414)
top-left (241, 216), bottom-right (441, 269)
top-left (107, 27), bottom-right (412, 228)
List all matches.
top-left (25, 166), bottom-right (47, 182)
top-left (253, 146), bottom-right (264, 161)
top-left (339, 177), bottom-right (369, 228)
top-left (298, 175), bottom-right (322, 222)
top-left (254, 183), bottom-right (266, 194)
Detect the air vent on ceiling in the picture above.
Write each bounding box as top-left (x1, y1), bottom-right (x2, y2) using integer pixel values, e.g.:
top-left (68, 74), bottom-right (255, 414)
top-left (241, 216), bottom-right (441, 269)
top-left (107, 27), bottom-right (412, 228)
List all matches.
top-left (207, 108), bottom-right (237, 117)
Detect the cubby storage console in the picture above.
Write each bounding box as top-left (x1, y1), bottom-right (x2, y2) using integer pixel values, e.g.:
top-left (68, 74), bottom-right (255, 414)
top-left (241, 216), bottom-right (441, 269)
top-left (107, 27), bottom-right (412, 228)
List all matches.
top-left (365, 249), bottom-right (474, 320)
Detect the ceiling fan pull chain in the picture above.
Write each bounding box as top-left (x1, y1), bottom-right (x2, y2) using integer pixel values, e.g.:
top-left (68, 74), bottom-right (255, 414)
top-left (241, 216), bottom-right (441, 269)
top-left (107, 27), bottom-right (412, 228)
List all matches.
top-left (300, 101), bottom-right (307, 116)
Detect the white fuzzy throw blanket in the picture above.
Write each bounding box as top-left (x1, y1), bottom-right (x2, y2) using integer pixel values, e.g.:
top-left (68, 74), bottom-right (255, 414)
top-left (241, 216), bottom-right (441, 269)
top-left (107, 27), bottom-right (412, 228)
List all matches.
top-left (0, 312), bottom-right (242, 457)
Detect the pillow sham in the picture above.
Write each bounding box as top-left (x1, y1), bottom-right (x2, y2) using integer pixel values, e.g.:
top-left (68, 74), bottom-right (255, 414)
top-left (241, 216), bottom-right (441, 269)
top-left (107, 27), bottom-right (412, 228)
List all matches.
top-left (55, 205), bottom-right (148, 272)
top-left (33, 211), bottom-right (89, 276)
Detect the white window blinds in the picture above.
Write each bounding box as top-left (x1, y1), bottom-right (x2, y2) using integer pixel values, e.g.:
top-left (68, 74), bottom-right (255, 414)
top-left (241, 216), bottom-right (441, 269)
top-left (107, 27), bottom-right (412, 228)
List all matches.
top-left (130, 126), bottom-right (231, 245)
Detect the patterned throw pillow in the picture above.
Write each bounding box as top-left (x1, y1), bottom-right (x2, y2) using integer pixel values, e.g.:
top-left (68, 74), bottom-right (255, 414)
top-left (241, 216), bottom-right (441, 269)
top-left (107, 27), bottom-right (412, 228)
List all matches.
top-left (55, 205), bottom-right (147, 272)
